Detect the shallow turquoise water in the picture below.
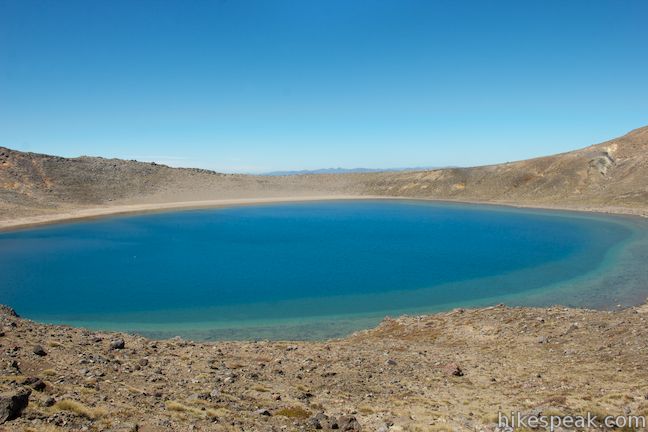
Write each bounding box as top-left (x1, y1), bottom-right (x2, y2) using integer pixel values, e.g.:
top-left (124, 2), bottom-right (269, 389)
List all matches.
top-left (1, 200), bottom-right (648, 340)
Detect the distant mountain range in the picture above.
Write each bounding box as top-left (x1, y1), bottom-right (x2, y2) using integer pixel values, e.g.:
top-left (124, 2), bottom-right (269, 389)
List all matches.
top-left (262, 167), bottom-right (439, 176)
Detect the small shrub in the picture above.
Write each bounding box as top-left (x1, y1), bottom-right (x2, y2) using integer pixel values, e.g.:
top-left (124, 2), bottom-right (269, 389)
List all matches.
top-left (166, 400), bottom-right (194, 413)
top-left (358, 406), bottom-right (374, 414)
top-left (275, 406), bottom-right (311, 419)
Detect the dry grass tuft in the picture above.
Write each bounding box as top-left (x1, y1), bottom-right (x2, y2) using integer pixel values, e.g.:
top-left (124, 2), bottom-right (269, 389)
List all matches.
top-left (275, 406), bottom-right (311, 419)
top-left (0, 374), bottom-right (25, 383)
top-left (53, 399), bottom-right (107, 419)
top-left (253, 385), bottom-right (270, 392)
top-left (166, 400), bottom-right (195, 413)
top-left (165, 400), bottom-right (221, 419)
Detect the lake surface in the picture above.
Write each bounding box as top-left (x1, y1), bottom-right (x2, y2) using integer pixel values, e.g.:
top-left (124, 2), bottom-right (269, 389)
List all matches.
top-left (2, 200), bottom-right (648, 340)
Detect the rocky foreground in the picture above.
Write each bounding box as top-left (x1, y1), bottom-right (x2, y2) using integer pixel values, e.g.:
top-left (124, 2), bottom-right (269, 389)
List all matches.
top-left (2, 303), bottom-right (648, 432)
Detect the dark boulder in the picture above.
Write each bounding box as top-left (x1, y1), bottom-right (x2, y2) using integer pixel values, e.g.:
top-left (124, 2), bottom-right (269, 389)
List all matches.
top-left (0, 388), bottom-right (31, 424)
top-left (255, 408), bottom-right (271, 416)
top-left (0, 305), bottom-right (19, 318)
top-left (110, 338), bottom-right (125, 350)
top-left (338, 415), bottom-right (361, 431)
top-left (22, 377), bottom-right (46, 391)
top-left (32, 345), bottom-right (47, 356)
top-left (308, 416), bottom-right (323, 429)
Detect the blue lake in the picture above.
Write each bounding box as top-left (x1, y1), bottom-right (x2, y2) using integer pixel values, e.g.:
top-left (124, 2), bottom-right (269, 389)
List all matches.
top-left (1, 200), bottom-right (648, 340)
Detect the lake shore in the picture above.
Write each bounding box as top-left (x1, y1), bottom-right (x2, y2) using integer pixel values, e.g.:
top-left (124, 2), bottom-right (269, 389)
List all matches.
top-left (0, 195), bottom-right (367, 232)
top-left (1, 194), bottom-right (647, 233)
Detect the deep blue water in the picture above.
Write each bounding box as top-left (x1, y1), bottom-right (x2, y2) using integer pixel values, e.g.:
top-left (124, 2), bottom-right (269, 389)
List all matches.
top-left (1, 200), bottom-right (647, 340)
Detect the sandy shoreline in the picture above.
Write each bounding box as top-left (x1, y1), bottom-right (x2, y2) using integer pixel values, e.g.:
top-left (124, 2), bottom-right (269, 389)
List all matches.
top-left (1, 195), bottom-right (647, 232)
top-left (0, 195), bottom-right (371, 232)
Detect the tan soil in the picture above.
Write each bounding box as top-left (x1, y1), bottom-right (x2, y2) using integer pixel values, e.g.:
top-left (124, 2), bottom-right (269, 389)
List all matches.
top-left (2, 304), bottom-right (648, 431)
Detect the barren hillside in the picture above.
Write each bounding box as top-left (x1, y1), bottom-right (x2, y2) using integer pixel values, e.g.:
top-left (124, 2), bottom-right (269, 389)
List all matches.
top-left (354, 125), bottom-right (648, 208)
top-left (1, 126), bottom-right (648, 221)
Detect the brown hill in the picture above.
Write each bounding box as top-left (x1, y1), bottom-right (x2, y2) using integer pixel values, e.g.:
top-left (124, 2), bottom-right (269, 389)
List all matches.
top-left (1, 125), bottom-right (647, 221)
top-left (354, 125), bottom-right (648, 208)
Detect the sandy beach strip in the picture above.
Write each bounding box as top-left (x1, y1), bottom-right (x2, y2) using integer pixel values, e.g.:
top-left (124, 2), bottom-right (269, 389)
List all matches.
top-left (1, 195), bottom-right (646, 232)
top-left (0, 195), bottom-right (372, 231)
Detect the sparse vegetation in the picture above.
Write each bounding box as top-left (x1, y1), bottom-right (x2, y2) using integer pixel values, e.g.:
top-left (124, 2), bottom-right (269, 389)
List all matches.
top-left (275, 406), bottom-right (311, 419)
top-left (253, 385), bottom-right (270, 392)
top-left (3, 300), bottom-right (648, 430)
top-left (165, 400), bottom-right (221, 419)
top-left (53, 399), bottom-right (107, 420)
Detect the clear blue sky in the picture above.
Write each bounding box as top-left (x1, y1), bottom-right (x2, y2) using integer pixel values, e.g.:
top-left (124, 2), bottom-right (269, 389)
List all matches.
top-left (1, 0), bottom-right (647, 173)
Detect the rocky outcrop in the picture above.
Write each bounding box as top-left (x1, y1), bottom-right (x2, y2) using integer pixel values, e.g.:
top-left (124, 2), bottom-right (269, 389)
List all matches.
top-left (0, 306), bottom-right (18, 318)
top-left (0, 388), bottom-right (30, 424)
